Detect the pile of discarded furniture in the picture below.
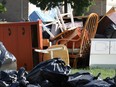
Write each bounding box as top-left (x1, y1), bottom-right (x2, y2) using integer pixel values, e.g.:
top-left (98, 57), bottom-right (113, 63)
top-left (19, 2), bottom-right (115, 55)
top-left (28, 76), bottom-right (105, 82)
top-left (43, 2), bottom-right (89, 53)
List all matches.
top-left (0, 4), bottom-right (99, 70)
top-left (1, 5), bottom-right (116, 87)
top-left (30, 5), bottom-right (99, 68)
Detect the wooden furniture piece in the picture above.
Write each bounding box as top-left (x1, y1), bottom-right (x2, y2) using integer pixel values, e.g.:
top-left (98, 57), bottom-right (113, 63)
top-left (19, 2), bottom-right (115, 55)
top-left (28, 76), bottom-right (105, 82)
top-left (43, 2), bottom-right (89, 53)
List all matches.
top-left (90, 38), bottom-right (116, 68)
top-left (50, 28), bottom-right (81, 45)
top-left (55, 13), bottom-right (99, 68)
top-left (43, 39), bottom-right (50, 48)
top-left (42, 17), bottom-right (62, 39)
top-left (29, 8), bottom-right (62, 40)
top-left (35, 44), bottom-right (69, 65)
top-left (56, 4), bottom-right (76, 31)
top-left (40, 5), bottom-right (76, 40)
top-left (97, 7), bottom-right (116, 35)
top-left (0, 20), bottom-right (43, 71)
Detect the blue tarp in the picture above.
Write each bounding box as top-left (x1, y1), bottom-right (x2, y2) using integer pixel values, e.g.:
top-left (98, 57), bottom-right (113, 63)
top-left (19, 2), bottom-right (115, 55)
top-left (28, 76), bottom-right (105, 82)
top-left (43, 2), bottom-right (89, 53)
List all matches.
top-left (29, 8), bottom-right (57, 22)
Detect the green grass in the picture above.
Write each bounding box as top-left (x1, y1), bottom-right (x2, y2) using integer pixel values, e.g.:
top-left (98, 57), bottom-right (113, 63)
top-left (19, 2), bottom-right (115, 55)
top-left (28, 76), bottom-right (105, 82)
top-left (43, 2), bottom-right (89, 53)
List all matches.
top-left (71, 68), bottom-right (116, 79)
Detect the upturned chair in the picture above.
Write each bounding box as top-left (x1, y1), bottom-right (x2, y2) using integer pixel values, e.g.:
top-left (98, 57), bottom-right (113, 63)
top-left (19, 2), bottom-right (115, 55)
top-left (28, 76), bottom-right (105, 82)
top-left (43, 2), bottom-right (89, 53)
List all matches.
top-left (56, 4), bottom-right (76, 31)
top-left (55, 13), bottom-right (99, 68)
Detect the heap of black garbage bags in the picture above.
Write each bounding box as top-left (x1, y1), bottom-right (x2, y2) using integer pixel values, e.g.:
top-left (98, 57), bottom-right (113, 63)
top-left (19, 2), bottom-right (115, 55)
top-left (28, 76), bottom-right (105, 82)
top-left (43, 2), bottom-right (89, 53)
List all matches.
top-left (0, 58), bottom-right (116, 87)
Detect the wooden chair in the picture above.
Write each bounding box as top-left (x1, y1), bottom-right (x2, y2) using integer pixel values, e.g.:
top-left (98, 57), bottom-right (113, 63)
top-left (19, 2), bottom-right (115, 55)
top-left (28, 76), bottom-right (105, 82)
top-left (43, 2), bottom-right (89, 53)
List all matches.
top-left (37, 28), bottom-right (80, 66)
top-left (35, 44), bottom-right (69, 65)
top-left (55, 13), bottom-right (99, 68)
top-left (35, 28), bottom-right (79, 66)
top-left (50, 28), bottom-right (81, 45)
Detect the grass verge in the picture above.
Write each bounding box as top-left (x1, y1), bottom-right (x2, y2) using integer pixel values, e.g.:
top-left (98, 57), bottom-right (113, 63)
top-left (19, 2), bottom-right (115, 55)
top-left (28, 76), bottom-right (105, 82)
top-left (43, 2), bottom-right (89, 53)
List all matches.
top-left (71, 68), bottom-right (116, 79)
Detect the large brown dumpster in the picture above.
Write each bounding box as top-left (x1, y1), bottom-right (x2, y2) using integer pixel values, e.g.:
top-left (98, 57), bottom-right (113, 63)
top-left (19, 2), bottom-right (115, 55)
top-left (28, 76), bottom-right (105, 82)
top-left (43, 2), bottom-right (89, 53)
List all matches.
top-left (0, 20), bottom-right (43, 71)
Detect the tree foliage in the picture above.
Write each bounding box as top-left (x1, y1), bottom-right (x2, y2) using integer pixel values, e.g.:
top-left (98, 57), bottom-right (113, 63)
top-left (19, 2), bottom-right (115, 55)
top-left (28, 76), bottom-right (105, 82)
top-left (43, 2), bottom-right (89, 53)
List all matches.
top-left (0, 3), bottom-right (6, 13)
top-left (0, 0), bottom-right (7, 13)
top-left (29, 0), bottom-right (95, 16)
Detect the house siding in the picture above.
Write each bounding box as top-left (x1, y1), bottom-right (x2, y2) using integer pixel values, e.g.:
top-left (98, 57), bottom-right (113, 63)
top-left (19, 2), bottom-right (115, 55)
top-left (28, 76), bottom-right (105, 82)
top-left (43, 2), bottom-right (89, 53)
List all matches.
top-left (0, 0), bottom-right (28, 22)
top-left (0, 0), bottom-right (108, 22)
top-left (87, 0), bottom-right (106, 16)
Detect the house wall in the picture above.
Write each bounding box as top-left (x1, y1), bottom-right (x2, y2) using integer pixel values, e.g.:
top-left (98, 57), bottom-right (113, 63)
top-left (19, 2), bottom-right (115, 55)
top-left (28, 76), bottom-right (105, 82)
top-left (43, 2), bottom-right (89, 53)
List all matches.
top-left (107, 0), bottom-right (116, 12)
top-left (0, 0), bottom-right (113, 22)
top-left (88, 0), bottom-right (116, 16)
top-left (87, 0), bottom-right (106, 16)
top-left (0, 0), bottom-right (28, 22)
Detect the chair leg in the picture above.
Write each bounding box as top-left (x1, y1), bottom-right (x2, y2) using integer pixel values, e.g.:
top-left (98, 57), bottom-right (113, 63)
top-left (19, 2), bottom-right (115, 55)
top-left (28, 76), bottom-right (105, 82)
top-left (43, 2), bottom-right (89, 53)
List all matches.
top-left (73, 58), bottom-right (77, 68)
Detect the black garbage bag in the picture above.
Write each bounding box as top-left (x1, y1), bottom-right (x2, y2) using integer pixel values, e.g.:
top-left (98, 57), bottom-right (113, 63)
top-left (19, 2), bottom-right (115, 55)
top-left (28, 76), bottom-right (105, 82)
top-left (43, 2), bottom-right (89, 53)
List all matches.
top-left (103, 76), bottom-right (116, 87)
top-left (0, 42), bottom-right (6, 66)
top-left (0, 70), bottom-right (17, 84)
top-left (17, 67), bottom-right (29, 87)
top-left (26, 59), bottom-right (56, 84)
top-left (66, 71), bottom-right (101, 87)
top-left (83, 80), bottom-right (111, 87)
top-left (17, 67), bottom-right (28, 81)
top-left (0, 80), bottom-right (9, 87)
top-left (0, 70), bottom-right (19, 87)
top-left (104, 23), bottom-right (116, 38)
top-left (0, 42), bottom-right (16, 68)
top-left (40, 69), bottom-right (68, 87)
top-left (0, 67), bottom-right (30, 87)
top-left (26, 58), bottom-right (71, 85)
top-left (27, 84), bottom-right (41, 87)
